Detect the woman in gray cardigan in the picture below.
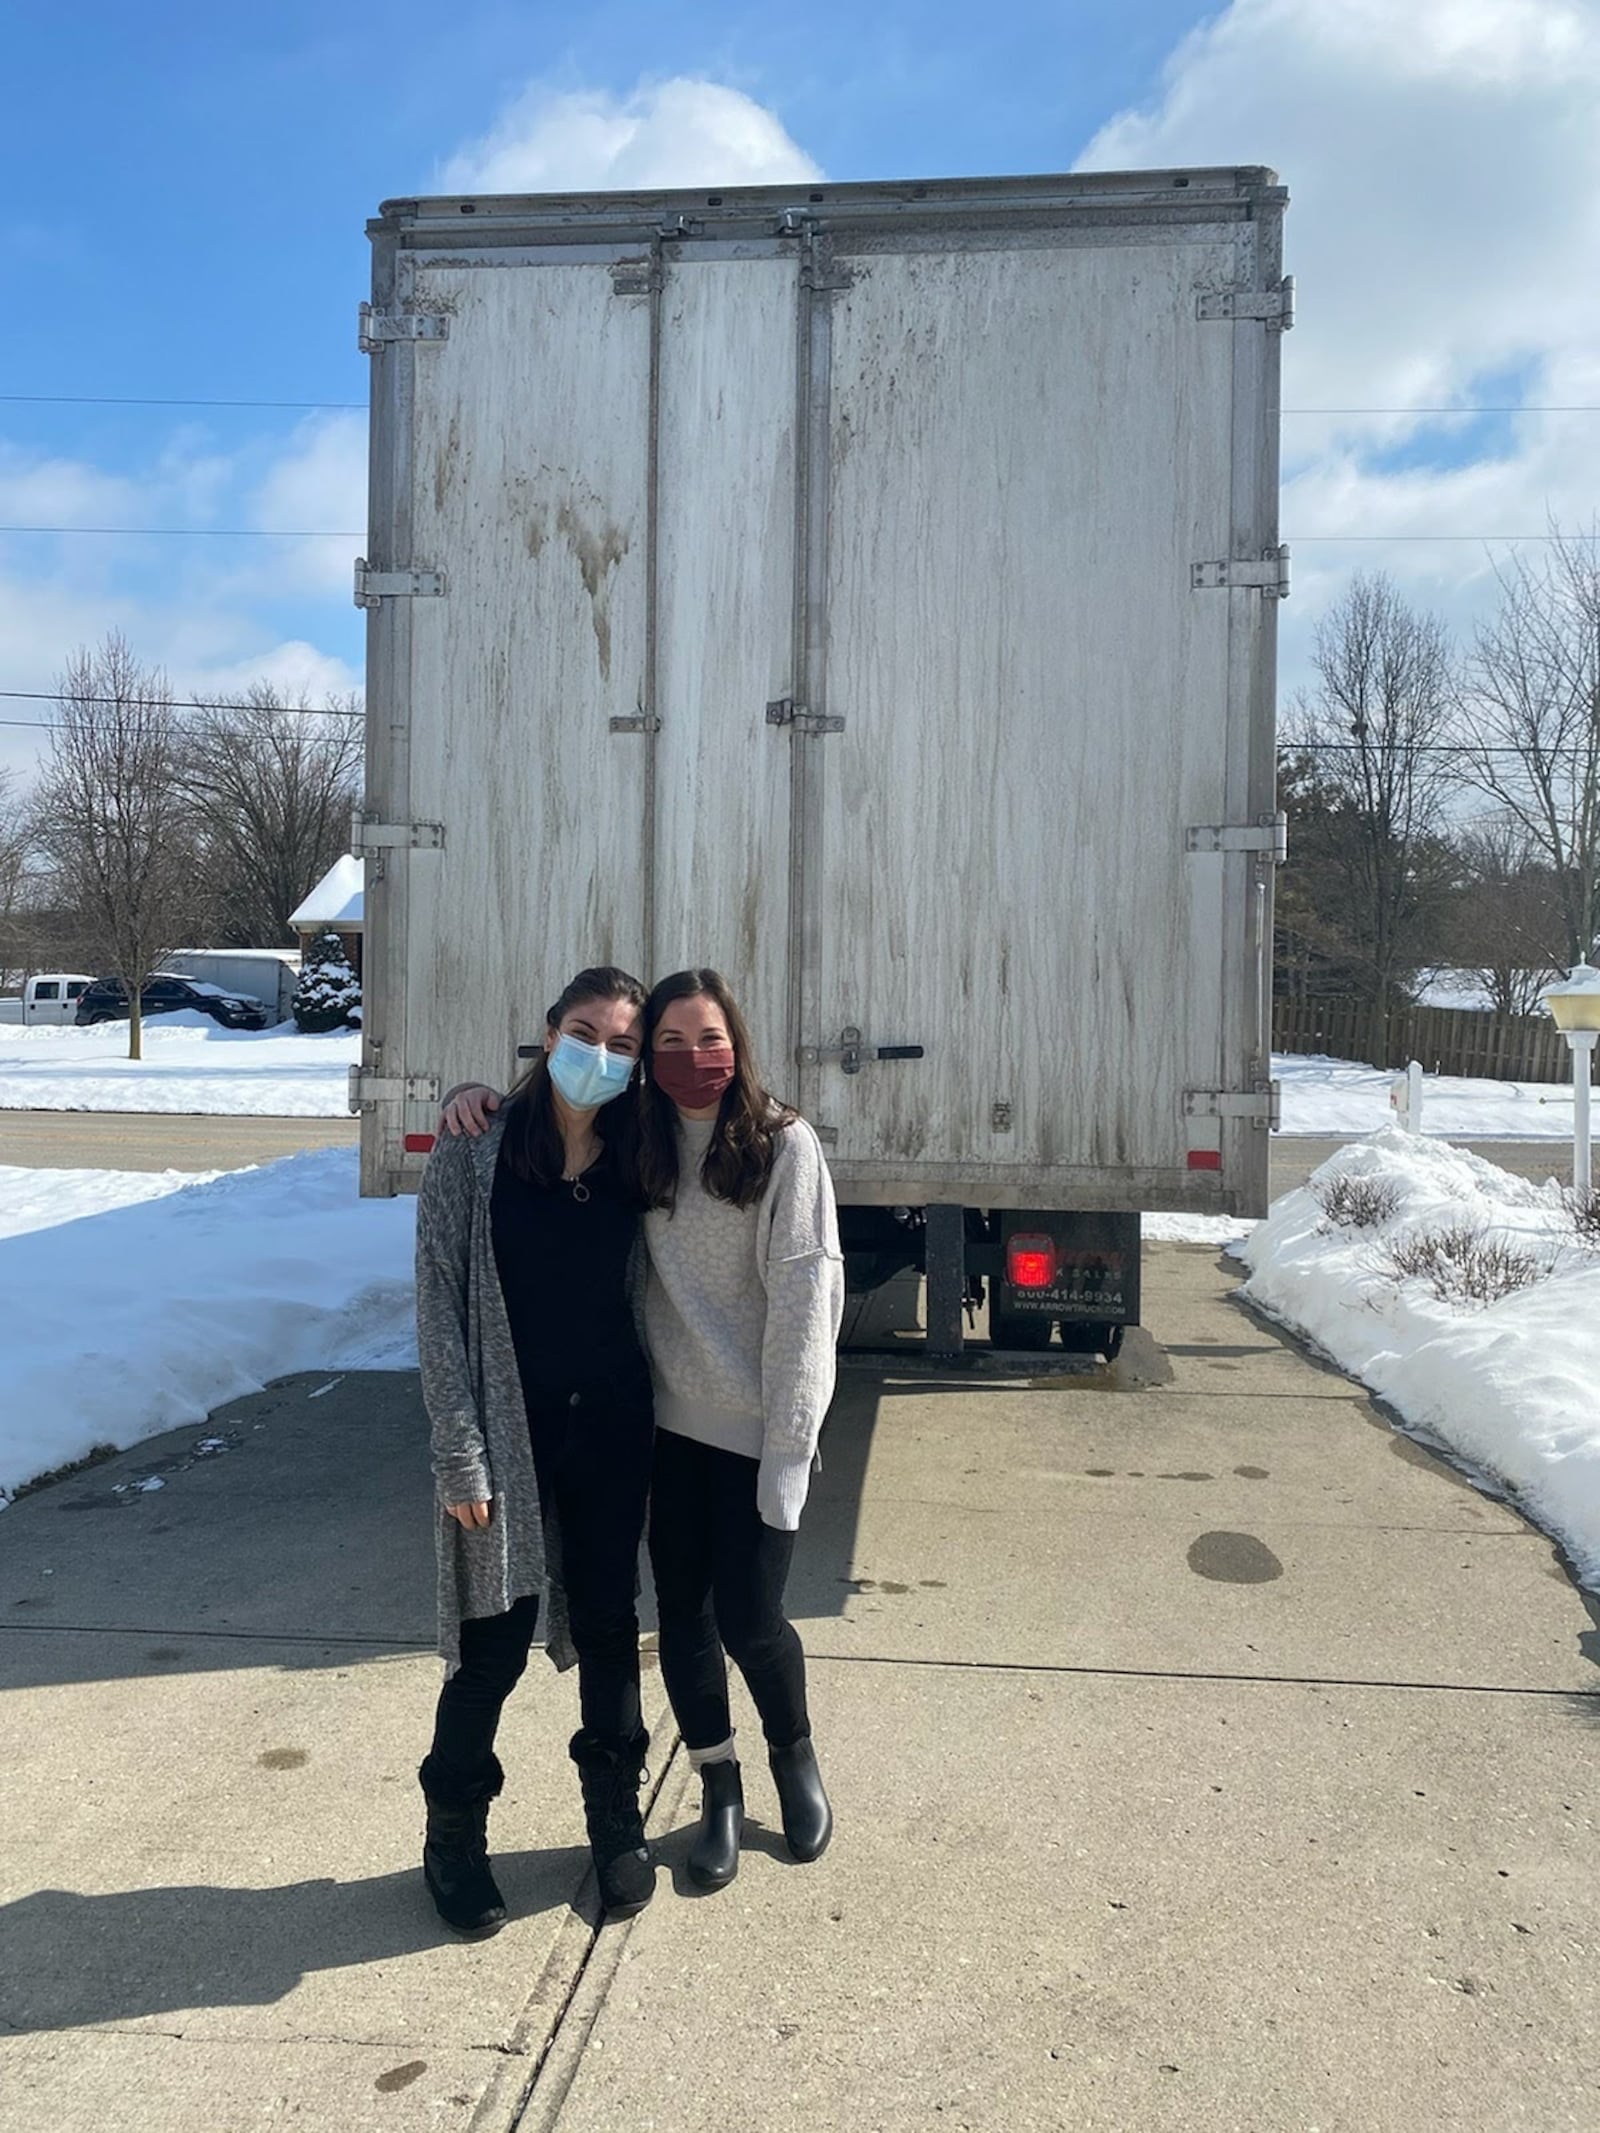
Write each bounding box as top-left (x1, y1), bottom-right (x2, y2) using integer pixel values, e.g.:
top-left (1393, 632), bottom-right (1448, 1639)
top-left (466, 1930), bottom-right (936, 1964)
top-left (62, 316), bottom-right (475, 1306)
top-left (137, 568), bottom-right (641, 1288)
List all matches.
top-left (415, 965), bottom-right (658, 1933)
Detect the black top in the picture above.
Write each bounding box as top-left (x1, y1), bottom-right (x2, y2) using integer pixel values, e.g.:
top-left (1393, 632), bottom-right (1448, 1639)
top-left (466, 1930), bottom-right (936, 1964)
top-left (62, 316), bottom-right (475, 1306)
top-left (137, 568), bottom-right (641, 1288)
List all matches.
top-left (490, 1137), bottom-right (648, 1410)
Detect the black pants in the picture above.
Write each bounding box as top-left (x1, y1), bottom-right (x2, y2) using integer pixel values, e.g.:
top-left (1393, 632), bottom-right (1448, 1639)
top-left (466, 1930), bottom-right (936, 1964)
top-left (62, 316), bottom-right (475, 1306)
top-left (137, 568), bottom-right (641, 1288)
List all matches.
top-left (648, 1426), bottom-right (809, 1754)
top-left (428, 1381), bottom-right (653, 1786)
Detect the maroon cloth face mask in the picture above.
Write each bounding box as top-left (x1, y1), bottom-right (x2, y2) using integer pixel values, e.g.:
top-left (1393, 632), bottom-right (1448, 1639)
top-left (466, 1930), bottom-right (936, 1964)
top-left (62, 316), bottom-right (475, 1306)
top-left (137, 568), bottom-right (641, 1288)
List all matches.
top-left (651, 1046), bottom-right (736, 1109)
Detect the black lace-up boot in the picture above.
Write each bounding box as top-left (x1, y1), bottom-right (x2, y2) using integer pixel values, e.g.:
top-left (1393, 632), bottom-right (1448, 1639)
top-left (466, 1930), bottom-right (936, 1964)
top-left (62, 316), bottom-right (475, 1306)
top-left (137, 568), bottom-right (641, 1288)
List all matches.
top-left (418, 1752), bottom-right (508, 1934)
top-left (687, 1758), bottom-right (745, 1889)
top-left (569, 1728), bottom-right (655, 1917)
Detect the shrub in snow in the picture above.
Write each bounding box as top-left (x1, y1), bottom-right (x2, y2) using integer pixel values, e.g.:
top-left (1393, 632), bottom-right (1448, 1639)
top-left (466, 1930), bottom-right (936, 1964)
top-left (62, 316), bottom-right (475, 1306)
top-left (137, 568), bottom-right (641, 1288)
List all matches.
top-left (1314, 1174), bottom-right (1401, 1230)
top-left (1383, 1222), bottom-right (1542, 1307)
top-left (292, 932), bottom-right (361, 1033)
top-left (1567, 1189), bottom-right (1600, 1245)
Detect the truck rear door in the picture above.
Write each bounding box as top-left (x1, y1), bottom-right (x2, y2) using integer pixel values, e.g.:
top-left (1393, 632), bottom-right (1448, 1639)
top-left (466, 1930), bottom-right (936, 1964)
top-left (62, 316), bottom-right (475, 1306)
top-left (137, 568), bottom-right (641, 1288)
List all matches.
top-left (807, 213), bottom-right (1282, 1216)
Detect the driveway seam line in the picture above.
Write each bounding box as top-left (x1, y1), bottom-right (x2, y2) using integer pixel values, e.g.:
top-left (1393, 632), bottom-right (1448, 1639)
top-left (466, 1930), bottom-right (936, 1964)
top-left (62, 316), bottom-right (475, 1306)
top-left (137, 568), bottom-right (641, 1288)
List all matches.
top-left (804, 1651), bottom-right (1600, 1698)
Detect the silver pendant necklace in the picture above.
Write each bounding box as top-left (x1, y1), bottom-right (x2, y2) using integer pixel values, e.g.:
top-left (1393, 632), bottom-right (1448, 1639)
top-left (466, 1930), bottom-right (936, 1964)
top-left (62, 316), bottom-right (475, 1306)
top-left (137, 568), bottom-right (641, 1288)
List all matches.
top-left (563, 1141), bottom-right (597, 1202)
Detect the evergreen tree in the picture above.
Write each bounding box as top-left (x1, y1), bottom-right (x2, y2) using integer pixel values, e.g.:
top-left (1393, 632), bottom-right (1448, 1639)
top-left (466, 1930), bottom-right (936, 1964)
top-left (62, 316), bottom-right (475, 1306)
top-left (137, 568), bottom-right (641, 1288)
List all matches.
top-left (292, 931), bottom-right (361, 1033)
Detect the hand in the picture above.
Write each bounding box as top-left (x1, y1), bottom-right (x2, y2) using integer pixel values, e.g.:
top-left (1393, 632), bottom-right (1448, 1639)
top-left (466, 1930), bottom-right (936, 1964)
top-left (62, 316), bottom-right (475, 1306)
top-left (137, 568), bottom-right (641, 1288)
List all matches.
top-left (446, 1500), bottom-right (493, 1530)
top-left (441, 1085), bottom-right (502, 1137)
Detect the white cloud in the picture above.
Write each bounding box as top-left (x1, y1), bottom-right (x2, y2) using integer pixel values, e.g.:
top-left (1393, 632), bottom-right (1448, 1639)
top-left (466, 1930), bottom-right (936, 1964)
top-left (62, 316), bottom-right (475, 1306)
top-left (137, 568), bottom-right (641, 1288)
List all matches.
top-left (0, 419), bottom-right (366, 790)
top-left (440, 77), bottom-right (822, 194)
top-left (0, 447), bottom-right (140, 530)
top-left (244, 411), bottom-right (366, 600)
top-left (1078, 0), bottom-right (1600, 658)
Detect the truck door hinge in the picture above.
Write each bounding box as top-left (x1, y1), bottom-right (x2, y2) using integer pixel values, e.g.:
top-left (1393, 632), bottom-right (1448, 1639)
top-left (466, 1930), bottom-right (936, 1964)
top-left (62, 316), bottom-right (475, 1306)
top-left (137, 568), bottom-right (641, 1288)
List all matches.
top-left (1196, 277), bottom-right (1295, 330)
top-left (1186, 812), bottom-right (1288, 861)
top-left (609, 713), bottom-right (662, 734)
top-left (1183, 1083), bottom-right (1281, 1130)
top-left (348, 1066), bottom-right (442, 1112)
top-left (1191, 547), bottom-right (1291, 599)
top-left (351, 814), bottom-right (445, 857)
top-left (767, 697), bottom-right (845, 736)
top-left (354, 560), bottom-right (447, 609)
top-left (358, 303), bottom-right (451, 352)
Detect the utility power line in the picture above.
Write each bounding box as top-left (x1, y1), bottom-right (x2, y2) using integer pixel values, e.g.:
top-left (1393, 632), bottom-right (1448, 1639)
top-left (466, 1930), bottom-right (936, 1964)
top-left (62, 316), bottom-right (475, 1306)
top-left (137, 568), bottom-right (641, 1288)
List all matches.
top-left (4, 391), bottom-right (1600, 416)
top-left (0, 695), bottom-right (1589, 762)
top-left (0, 525), bottom-right (1586, 543)
top-left (0, 526), bottom-right (363, 539)
top-left (0, 395), bottom-right (366, 412)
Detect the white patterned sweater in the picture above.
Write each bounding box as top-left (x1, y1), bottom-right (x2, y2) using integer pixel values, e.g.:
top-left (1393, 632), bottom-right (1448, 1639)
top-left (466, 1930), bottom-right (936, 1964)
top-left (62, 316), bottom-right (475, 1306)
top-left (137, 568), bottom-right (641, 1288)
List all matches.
top-left (643, 1115), bottom-right (845, 1529)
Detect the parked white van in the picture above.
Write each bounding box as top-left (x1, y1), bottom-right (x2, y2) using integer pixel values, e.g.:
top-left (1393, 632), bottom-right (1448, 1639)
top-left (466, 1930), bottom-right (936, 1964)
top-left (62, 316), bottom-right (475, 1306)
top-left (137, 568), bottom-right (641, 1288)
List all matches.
top-left (0, 974), bottom-right (96, 1026)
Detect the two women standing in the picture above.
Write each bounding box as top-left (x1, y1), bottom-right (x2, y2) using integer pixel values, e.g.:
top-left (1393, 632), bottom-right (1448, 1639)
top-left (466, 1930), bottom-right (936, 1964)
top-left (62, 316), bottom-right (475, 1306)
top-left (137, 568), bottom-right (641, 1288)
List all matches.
top-left (413, 965), bottom-right (843, 1931)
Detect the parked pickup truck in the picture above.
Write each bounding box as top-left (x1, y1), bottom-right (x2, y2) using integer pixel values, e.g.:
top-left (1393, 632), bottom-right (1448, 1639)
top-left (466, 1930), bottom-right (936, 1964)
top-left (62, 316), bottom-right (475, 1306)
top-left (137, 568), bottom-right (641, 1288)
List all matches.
top-left (0, 974), bottom-right (95, 1026)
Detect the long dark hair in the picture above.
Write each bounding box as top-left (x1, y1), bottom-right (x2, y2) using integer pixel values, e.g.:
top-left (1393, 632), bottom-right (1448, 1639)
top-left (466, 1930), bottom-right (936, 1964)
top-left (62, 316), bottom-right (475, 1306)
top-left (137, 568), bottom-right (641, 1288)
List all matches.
top-left (638, 968), bottom-right (796, 1212)
top-left (501, 965), bottom-right (648, 1195)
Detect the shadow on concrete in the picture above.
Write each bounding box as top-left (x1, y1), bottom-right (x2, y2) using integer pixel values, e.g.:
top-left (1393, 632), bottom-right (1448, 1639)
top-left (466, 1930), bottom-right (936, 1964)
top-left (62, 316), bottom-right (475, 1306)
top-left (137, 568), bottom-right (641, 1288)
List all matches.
top-left (0, 1364), bottom-right (898, 1690)
top-left (0, 1845), bottom-right (589, 2035)
top-left (0, 1371), bottom-right (437, 1689)
top-left (1, 1304), bottom-right (1195, 1693)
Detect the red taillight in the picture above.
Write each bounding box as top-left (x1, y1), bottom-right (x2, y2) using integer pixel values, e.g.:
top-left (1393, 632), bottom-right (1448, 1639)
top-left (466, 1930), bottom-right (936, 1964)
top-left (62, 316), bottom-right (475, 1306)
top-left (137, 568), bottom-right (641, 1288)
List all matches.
top-left (1186, 1149), bottom-right (1223, 1170)
top-left (404, 1133), bottom-right (436, 1155)
top-left (1007, 1235), bottom-right (1057, 1290)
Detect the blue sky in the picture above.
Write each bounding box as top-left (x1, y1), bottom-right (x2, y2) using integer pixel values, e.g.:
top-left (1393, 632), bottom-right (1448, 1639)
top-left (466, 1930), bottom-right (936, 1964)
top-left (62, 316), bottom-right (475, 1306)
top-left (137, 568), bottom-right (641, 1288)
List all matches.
top-left (3, 0), bottom-right (1598, 782)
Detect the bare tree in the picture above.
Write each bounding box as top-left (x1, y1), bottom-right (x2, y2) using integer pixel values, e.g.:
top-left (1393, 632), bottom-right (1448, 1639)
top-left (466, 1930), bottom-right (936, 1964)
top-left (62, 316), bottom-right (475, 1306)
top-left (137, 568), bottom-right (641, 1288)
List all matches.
top-left (31, 635), bottom-right (200, 1059)
top-left (1446, 817), bottom-right (1563, 1016)
top-left (1283, 574), bottom-right (1459, 1057)
top-left (0, 770), bottom-right (29, 989)
top-left (1450, 814), bottom-right (1570, 1015)
top-left (1458, 525), bottom-right (1600, 967)
top-left (180, 685), bottom-right (362, 945)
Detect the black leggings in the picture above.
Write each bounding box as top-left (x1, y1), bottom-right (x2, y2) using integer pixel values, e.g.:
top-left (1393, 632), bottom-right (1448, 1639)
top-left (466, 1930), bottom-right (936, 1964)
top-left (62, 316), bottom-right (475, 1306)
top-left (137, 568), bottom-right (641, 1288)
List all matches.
top-left (648, 1427), bottom-right (809, 1754)
top-left (428, 1383), bottom-right (653, 1785)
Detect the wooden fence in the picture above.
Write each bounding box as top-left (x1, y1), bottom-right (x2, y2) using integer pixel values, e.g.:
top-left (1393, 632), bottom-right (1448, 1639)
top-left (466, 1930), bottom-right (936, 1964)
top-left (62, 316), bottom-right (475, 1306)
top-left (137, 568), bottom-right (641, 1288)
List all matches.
top-left (1272, 997), bottom-right (1573, 1084)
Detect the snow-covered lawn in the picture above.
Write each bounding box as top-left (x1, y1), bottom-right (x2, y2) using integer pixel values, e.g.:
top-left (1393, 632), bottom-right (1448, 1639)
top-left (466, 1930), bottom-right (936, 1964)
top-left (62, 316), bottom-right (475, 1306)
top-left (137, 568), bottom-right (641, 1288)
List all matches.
top-left (0, 1020), bottom-right (1585, 1138)
top-left (0, 1012), bottom-right (358, 1115)
top-left (0, 1150), bottom-right (415, 1506)
top-left (1273, 1052), bottom-right (1582, 1139)
top-left (1238, 1129), bottom-right (1600, 1586)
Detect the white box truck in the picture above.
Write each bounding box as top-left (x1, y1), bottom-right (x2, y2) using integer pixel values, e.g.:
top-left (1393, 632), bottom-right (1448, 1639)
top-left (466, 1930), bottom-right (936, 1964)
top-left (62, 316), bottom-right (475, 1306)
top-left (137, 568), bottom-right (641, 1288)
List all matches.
top-left (354, 167), bottom-right (1290, 1359)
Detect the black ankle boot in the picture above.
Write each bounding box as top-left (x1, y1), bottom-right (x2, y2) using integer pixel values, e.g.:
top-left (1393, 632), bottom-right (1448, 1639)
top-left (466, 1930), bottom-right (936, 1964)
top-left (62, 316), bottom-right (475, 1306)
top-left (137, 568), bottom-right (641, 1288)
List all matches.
top-left (769, 1737), bottom-right (832, 1862)
top-left (418, 1753), bottom-right (508, 1934)
top-left (569, 1728), bottom-right (655, 1917)
top-left (687, 1759), bottom-right (744, 1890)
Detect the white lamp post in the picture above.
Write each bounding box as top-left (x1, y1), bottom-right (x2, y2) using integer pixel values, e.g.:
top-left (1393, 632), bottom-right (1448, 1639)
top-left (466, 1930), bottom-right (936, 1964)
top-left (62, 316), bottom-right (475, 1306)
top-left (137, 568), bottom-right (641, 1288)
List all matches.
top-left (1543, 963), bottom-right (1600, 1199)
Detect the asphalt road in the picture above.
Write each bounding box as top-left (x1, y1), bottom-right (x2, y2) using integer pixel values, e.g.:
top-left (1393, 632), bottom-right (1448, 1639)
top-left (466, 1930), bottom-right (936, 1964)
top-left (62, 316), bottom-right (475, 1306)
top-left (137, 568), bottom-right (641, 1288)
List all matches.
top-left (0, 1108), bottom-right (1576, 1191)
top-left (0, 1111), bottom-right (360, 1171)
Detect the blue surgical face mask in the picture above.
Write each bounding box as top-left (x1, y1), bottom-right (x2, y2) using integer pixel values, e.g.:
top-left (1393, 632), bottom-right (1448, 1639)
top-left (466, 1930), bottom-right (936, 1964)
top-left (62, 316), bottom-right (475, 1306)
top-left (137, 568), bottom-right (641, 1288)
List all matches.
top-left (547, 1032), bottom-right (636, 1110)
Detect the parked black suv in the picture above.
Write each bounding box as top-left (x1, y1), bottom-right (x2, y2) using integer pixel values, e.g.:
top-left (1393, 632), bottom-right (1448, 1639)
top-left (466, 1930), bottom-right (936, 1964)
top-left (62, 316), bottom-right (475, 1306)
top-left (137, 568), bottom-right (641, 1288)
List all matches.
top-left (74, 973), bottom-right (272, 1031)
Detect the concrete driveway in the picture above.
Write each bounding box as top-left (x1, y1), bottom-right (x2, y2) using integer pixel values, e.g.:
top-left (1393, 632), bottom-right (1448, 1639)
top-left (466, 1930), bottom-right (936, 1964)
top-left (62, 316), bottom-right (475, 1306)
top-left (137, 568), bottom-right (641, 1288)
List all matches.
top-left (3, 1240), bottom-right (1597, 2132)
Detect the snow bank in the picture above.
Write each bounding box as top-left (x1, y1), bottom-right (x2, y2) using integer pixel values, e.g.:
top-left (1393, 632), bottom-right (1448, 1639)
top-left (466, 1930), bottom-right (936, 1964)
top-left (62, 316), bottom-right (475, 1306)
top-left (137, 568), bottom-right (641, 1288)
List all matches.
top-left (1239, 1127), bottom-right (1600, 1585)
top-left (0, 1163), bottom-right (222, 1241)
top-left (0, 1150), bottom-right (415, 1505)
top-left (0, 1017), bottom-right (356, 1116)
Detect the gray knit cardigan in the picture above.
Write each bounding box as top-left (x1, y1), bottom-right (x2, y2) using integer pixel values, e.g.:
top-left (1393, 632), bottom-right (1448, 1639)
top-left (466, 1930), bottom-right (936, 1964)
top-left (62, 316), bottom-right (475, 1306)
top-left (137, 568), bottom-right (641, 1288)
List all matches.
top-left (413, 1113), bottom-right (576, 1677)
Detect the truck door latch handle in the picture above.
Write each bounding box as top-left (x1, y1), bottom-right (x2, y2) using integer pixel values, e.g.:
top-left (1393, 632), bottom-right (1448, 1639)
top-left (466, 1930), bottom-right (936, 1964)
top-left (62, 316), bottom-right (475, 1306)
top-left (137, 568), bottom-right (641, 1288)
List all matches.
top-left (800, 1030), bottom-right (926, 1074)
